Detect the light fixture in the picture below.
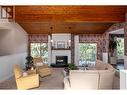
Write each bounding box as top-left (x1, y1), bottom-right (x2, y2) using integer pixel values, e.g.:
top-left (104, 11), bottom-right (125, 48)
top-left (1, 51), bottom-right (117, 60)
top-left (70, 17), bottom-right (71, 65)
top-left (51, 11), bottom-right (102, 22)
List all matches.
top-left (51, 39), bottom-right (54, 48)
top-left (67, 39), bottom-right (71, 48)
top-left (51, 39), bottom-right (53, 42)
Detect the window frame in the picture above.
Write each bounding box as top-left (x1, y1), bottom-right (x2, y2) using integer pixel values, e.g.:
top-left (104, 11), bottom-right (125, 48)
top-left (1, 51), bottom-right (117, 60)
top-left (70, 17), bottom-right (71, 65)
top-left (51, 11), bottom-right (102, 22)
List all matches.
top-left (30, 42), bottom-right (48, 58)
top-left (78, 42), bottom-right (97, 65)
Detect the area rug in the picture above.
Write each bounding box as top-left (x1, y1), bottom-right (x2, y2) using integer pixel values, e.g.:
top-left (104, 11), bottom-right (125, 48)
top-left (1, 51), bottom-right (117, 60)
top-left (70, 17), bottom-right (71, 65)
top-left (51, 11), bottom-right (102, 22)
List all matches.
top-left (0, 68), bottom-right (64, 90)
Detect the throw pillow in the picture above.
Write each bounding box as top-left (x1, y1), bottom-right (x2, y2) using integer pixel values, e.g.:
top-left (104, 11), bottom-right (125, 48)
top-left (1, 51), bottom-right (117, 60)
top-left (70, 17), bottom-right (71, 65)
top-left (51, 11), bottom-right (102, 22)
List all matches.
top-left (36, 62), bottom-right (43, 66)
top-left (23, 72), bottom-right (28, 77)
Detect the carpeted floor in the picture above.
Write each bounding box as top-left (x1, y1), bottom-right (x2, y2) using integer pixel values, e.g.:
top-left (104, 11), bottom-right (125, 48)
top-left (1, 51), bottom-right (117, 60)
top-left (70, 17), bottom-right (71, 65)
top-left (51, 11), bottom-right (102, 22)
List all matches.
top-left (0, 68), bottom-right (64, 90)
top-left (0, 68), bottom-right (120, 90)
top-left (35, 68), bottom-right (64, 89)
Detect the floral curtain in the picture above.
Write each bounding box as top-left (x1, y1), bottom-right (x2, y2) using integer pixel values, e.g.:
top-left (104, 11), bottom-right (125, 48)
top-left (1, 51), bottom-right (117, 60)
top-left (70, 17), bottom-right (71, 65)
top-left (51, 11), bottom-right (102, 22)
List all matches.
top-left (29, 34), bottom-right (48, 43)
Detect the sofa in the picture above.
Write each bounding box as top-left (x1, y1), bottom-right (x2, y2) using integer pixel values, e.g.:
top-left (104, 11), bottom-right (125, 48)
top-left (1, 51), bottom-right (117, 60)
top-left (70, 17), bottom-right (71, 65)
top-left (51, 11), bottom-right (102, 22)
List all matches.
top-left (14, 64), bottom-right (39, 90)
top-left (64, 60), bottom-right (115, 89)
top-left (95, 60), bottom-right (114, 70)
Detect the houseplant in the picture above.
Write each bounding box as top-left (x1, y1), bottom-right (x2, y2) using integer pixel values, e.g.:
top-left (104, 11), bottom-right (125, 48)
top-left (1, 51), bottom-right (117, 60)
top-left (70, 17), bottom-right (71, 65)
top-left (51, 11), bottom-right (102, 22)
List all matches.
top-left (64, 63), bottom-right (77, 76)
top-left (68, 63), bottom-right (77, 70)
top-left (25, 55), bottom-right (35, 71)
top-left (64, 63), bottom-right (77, 72)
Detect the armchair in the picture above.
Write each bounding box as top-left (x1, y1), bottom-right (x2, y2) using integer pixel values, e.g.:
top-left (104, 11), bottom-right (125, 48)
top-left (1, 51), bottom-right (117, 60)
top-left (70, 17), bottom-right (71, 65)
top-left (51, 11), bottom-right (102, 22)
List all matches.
top-left (33, 57), bottom-right (51, 77)
top-left (14, 64), bottom-right (39, 90)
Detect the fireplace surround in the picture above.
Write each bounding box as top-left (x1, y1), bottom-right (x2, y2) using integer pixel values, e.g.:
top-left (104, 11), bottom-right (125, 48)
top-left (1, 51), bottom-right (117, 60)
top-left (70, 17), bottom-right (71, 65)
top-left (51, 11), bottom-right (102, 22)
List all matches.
top-left (51, 56), bottom-right (68, 67)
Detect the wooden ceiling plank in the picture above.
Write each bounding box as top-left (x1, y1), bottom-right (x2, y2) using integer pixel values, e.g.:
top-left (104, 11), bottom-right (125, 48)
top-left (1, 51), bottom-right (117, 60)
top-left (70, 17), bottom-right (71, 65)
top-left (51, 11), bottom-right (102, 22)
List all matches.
top-left (15, 6), bottom-right (127, 22)
top-left (19, 22), bottom-right (114, 34)
top-left (15, 6), bottom-right (127, 34)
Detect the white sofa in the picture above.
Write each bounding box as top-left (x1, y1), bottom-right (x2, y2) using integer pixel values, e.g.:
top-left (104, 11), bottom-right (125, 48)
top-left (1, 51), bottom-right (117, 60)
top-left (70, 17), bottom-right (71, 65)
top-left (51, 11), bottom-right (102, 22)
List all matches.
top-left (64, 60), bottom-right (115, 89)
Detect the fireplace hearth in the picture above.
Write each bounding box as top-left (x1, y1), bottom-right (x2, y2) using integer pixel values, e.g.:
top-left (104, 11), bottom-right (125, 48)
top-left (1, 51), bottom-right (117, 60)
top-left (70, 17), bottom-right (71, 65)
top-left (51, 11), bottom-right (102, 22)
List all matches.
top-left (51, 56), bottom-right (68, 67)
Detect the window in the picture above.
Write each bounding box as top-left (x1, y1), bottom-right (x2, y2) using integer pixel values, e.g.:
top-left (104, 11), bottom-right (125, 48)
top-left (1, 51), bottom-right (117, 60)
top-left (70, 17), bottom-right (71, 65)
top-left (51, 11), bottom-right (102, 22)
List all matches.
top-left (1, 6), bottom-right (13, 19)
top-left (117, 38), bottom-right (124, 59)
top-left (30, 43), bottom-right (48, 64)
top-left (79, 43), bottom-right (97, 65)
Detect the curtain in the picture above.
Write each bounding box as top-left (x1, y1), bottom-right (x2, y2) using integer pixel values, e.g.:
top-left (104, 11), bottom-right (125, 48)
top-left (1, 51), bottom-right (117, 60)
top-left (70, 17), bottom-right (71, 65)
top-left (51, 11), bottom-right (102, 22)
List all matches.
top-left (29, 34), bottom-right (48, 43)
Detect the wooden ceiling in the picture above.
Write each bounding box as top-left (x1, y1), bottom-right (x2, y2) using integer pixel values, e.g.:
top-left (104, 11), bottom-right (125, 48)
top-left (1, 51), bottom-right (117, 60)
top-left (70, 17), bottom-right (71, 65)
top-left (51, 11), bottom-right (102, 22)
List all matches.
top-left (14, 6), bottom-right (127, 34)
top-left (19, 22), bottom-right (113, 34)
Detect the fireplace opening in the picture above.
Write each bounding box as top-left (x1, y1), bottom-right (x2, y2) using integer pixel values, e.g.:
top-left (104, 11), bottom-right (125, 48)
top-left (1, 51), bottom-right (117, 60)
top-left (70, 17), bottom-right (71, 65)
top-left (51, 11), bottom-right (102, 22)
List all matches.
top-left (51, 56), bottom-right (68, 67)
top-left (56, 56), bottom-right (68, 65)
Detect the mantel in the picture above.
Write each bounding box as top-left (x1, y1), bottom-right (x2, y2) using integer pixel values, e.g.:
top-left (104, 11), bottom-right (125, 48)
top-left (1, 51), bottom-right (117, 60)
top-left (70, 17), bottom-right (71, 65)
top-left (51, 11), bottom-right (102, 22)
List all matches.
top-left (51, 48), bottom-right (71, 50)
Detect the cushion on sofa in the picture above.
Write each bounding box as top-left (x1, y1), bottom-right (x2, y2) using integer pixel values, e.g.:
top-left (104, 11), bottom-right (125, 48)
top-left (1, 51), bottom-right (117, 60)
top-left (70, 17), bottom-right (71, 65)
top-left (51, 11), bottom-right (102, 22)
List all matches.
top-left (69, 70), bottom-right (99, 89)
top-left (95, 60), bottom-right (114, 70)
top-left (98, 70), bottom-right (115, 89)
top-left (96, 63), bottom-right (107, 70)
top-left (106, 64), bottom-right (115, 71)
top-left (95, 60), bottom-right (106, 70)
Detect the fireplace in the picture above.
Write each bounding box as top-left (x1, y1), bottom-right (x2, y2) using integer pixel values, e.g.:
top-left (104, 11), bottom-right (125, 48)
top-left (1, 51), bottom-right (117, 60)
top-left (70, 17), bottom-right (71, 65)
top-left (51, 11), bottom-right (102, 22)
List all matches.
top-left (56, 56), bottom-right (68, 65)
top-left (51, 56), bottom-right (68, 67)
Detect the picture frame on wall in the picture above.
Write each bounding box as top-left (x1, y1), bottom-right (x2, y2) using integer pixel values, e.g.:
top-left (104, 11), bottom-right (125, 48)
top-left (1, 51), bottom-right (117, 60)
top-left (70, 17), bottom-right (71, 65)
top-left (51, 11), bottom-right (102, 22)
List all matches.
top-left (57, 41), bottom-right (65, 48)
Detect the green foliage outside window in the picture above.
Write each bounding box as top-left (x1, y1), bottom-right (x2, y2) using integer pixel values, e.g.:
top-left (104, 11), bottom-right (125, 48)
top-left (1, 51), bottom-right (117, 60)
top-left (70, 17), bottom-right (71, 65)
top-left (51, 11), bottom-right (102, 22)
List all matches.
top-left (30, 43), bottom-right (48, 63)
top-left (117, 38), bottom-right (124, 59)
top-left (79, 43), bottom-right (96, 64)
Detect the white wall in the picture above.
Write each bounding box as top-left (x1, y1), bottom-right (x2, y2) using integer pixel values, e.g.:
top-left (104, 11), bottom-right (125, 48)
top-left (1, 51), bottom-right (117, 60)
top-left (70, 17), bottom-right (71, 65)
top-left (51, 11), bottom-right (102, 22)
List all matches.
top-left (124, 56), bottom-right (127, 69)
top-left (52, 34), bottom-right (71, 48)
top-left (0, 22), bottom-right (28, 82)
top-left (0, 53), bottom-right (27, 82)
top-left (0, 22), bottom-right (28, 55)
top-left (74, 35), bottom-right (79, 66)
top-left (51, 50), bottom-right (71, 63)
top-left (102, 52), bottom-right (108, 63)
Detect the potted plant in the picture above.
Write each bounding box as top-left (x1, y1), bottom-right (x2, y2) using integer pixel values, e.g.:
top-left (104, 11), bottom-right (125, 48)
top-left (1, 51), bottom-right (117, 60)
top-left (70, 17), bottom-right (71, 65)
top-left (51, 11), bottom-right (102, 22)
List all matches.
top-left (64, 63), bottom-right (77, 76)
top-left (25, 55), bottom-right (35, 71)
top-left (68, 63), bottom-right (77, 70)
top-left (64, 63), bottom-right (77, 72)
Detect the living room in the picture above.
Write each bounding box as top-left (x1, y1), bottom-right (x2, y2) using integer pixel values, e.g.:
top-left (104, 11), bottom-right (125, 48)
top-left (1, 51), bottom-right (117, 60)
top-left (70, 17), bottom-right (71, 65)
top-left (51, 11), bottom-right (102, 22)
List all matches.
top-left (0, 5), bottom-right (127, 91)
